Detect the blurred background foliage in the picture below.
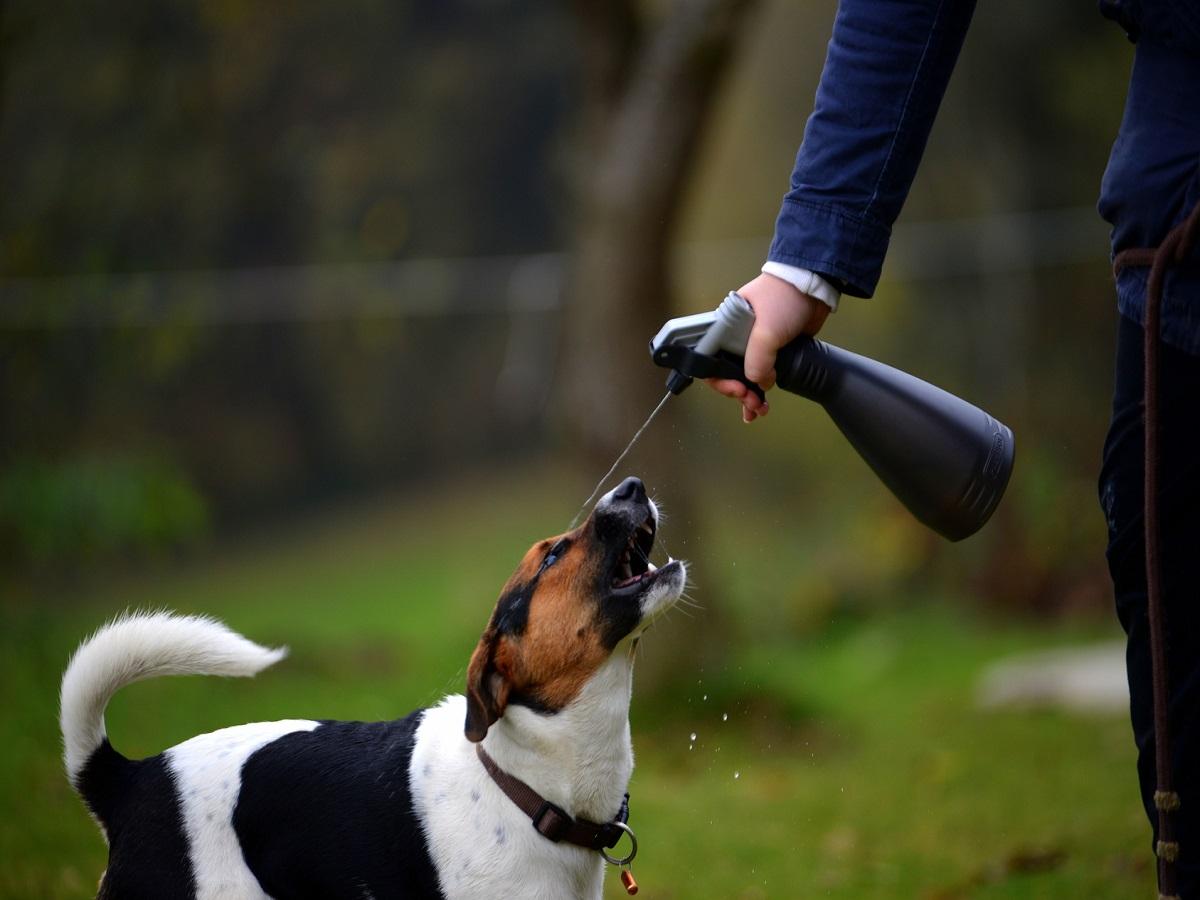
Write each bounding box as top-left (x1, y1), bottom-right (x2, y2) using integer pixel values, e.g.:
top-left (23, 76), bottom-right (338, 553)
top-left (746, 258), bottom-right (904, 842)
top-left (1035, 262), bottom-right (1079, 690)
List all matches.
top-left (0, 0), bottom-right (1151, 896)
top-left (0, 0), bottom-right (1125, 600)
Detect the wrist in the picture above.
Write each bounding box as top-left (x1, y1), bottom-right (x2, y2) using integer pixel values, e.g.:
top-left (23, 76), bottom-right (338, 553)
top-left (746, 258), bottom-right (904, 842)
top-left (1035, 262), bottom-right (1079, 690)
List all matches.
top-left (760, 261), bottom-right (840, 311)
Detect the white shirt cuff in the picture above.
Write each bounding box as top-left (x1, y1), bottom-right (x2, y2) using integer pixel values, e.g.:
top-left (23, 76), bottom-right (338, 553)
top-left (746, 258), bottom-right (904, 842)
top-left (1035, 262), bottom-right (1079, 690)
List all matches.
top-left (761, 261), bottom-right (840, 311)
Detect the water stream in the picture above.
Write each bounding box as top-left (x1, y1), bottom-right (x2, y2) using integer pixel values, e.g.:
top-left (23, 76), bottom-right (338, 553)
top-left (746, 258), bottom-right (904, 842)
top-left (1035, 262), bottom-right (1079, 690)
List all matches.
top-left (567, 390), bottom-right (673, 529)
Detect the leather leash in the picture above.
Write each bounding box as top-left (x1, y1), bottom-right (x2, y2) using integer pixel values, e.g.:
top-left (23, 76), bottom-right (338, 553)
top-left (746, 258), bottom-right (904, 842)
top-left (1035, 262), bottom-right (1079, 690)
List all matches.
top-left (475, 744), bottom-right (640, 894)
top-left (1112, 197), bottom-right (1200, 900)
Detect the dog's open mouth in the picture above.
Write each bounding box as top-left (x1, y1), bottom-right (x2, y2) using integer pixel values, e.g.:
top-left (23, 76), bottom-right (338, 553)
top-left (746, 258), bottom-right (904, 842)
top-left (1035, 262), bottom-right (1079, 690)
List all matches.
top-left (611, 513), bottom-right (657, 593)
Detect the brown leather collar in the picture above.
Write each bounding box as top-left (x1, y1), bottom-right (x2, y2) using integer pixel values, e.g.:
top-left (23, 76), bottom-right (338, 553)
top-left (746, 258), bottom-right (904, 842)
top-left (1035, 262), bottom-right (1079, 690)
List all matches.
top-left (475, 743), bottom-right (631, 854)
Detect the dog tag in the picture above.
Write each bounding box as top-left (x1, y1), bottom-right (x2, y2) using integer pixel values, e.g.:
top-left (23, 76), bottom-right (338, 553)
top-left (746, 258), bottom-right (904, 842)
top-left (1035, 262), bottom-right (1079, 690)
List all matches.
top-left (620, 868), bottom-right (639, 895)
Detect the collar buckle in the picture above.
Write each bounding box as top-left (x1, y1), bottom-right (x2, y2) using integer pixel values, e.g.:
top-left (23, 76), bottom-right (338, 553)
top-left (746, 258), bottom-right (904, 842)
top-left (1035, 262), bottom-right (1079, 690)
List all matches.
top-left (531, 799), bottom-right (571, 842)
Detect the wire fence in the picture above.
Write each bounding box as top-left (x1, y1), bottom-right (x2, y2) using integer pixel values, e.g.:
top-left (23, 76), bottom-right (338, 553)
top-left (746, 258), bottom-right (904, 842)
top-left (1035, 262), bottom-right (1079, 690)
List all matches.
top-left (0, 206), bottom-right (1107, 328)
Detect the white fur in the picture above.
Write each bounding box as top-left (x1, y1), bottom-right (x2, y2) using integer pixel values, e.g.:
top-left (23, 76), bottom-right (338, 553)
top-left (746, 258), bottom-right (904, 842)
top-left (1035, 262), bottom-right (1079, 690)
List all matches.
top-left (411, 647), bottom-right (641, 900)
top-left (59, 611), bottom-right (287, 782)
top-left (167, 720), bottom-right (319, 900)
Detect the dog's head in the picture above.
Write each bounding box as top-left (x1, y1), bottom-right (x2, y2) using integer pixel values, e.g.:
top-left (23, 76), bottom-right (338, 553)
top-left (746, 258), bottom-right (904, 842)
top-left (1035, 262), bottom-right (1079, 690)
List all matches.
top-left (464, 477), bottom-right (685, 742)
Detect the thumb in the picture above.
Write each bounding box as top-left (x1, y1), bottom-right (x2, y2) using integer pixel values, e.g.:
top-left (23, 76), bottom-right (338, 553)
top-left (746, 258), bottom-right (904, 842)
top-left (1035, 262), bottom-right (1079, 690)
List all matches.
top-left (743, 326), bottom-right (779, 390)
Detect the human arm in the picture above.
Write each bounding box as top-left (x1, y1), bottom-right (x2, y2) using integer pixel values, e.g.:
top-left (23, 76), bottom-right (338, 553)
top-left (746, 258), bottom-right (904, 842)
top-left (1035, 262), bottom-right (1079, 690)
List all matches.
top-left (713, 0), bottom-right (978, 421)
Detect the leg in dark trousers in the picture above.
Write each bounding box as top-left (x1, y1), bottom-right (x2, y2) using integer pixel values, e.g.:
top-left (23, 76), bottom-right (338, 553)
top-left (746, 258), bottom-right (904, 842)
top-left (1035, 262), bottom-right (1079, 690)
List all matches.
top-left (1100, 313), bottom-right (1200, 894)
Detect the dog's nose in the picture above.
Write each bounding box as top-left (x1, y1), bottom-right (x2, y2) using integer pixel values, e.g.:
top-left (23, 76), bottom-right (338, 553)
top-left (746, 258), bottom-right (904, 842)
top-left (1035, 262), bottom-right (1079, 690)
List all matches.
top-left (612, 477), bottom-right (647, 504)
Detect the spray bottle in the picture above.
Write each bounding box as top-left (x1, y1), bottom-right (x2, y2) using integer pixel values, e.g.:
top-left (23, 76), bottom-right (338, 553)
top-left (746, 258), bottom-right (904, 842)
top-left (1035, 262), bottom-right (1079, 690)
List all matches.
top-left (649, 291), bottom-right (1015, 541)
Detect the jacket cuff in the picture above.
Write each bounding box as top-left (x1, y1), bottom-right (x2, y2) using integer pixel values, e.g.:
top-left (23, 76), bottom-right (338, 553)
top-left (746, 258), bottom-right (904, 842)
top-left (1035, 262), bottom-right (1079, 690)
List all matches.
top-left (767, 198), bottom-right (891, 299)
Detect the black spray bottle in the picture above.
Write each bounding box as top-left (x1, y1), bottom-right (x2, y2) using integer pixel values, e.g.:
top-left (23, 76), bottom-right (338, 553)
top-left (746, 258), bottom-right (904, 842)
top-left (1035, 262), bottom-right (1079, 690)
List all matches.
top-left (650, 291), bottom-right (1015, 542)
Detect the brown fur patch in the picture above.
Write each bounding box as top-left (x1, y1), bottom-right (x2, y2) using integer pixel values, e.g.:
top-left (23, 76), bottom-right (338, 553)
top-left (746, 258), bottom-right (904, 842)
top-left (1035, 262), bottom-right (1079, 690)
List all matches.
top-left (465, 525), bottom-right (620, 740)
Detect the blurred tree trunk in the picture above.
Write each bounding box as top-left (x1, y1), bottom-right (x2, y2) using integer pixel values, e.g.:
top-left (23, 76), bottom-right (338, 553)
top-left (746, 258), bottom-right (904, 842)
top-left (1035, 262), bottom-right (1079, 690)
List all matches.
top-left (560, 0), bottom-right (759, 691)
top-left (561, 0), bottom-right (759, 461)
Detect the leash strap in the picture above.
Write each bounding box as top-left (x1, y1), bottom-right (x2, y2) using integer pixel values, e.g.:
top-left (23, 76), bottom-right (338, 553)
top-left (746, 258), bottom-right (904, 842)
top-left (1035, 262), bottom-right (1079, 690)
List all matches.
top-left (1113, 197), bottom-right (1200, 900)
top-left (475, 744), bottom-right (631, 853)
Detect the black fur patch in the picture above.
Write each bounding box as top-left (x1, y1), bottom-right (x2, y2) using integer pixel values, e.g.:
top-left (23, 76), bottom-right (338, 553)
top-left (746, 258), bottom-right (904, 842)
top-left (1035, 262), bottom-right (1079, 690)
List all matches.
top-left (491, 582), bottom-right (534, 636)
top-left (233, 712), bottom-right (444, 899)
top-left (76, 740), bottom-right (197, 899)
top-left (505, 687), bottom-right (557, 716)
top-left (597, 595), bottom-right (643, 650)
top-left (591, 509), bottom-right (648, 649)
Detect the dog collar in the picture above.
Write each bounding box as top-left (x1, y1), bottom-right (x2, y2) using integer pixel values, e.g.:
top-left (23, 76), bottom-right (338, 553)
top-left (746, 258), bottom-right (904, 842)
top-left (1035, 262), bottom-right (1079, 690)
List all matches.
top-left (474, 744), bottom-right (637, 864)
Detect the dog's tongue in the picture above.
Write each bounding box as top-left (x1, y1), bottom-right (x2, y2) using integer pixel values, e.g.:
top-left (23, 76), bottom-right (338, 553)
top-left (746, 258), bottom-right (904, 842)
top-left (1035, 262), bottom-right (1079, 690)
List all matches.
top-left (616, 564), bottom-right (659, 589)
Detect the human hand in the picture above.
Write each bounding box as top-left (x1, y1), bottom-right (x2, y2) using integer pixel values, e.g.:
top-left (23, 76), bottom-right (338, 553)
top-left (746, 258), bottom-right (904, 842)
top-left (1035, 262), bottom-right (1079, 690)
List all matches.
top-left (706, 272), bottom-right (830, 422)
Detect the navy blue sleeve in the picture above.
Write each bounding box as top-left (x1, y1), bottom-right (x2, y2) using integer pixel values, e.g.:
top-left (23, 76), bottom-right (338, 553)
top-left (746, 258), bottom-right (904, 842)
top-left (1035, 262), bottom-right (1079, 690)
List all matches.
top-left (768, 0), bottom-right (977, 298)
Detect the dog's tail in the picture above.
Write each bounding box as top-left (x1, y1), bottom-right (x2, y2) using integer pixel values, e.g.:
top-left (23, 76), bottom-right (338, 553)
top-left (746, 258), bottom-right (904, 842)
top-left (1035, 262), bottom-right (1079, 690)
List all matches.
top-left (60, 611), bottom-right (287, 794)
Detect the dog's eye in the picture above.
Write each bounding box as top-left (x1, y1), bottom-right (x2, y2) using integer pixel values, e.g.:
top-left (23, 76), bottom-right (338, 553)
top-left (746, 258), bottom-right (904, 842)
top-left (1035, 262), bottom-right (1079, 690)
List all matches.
top-left (542, 539), bottom-right (570, 570)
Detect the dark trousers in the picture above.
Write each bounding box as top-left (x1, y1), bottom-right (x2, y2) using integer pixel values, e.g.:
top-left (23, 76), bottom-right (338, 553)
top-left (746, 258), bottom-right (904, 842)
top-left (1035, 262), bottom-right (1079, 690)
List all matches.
top-left (1100, 313), bottom-right (1200, 893)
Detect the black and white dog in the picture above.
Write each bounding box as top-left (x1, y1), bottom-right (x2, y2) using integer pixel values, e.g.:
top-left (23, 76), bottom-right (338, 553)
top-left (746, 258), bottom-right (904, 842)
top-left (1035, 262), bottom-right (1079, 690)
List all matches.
top-left (61, 477), bottom-right (685, 899)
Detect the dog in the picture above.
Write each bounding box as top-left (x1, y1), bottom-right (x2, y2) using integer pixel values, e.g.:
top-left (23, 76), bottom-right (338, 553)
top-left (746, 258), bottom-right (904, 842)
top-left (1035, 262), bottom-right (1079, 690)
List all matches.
top-left (60, 476), bottom-right (685, 899)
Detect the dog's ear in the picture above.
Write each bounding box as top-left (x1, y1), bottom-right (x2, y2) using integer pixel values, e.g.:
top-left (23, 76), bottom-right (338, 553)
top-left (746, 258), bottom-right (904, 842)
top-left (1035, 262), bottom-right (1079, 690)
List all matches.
top-left (464, 631), bottom-right (512, 742)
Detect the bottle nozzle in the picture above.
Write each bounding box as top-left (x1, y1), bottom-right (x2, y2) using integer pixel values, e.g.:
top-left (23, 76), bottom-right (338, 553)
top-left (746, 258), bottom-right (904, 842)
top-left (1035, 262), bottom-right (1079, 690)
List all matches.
top-left (666, 369), bottom-right (693, 395)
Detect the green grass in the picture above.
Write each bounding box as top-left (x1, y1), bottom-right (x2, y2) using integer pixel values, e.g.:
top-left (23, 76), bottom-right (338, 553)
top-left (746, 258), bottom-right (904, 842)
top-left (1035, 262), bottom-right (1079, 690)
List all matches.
top-left (627, 611), bottom-right (1148, 899)
top-left (0, 468), bottom-right (1151, 899)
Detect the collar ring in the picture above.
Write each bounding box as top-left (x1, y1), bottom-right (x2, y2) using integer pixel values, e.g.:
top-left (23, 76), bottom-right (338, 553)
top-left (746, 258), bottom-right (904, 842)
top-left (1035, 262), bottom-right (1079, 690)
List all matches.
top-left (600, 821), bottom-right (638, 867)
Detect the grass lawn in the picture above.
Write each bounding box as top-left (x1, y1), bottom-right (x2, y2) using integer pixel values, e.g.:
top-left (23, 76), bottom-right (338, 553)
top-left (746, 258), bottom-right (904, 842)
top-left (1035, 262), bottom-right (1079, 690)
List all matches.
top-left (0, 469), bottom-right (1151, 899)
